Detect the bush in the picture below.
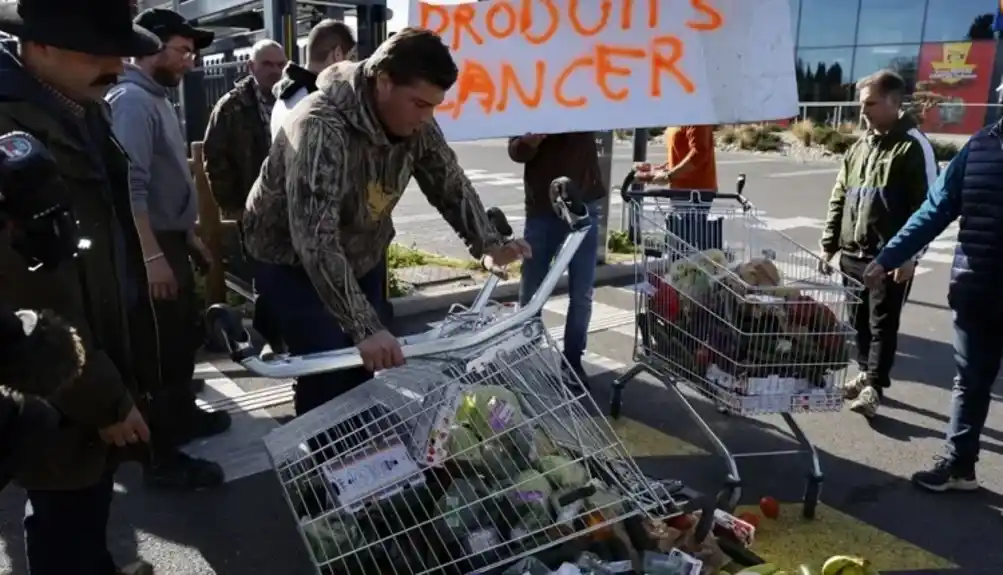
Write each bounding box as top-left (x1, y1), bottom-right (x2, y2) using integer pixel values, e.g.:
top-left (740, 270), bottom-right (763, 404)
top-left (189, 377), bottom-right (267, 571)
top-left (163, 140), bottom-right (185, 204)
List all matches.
top-left (607, 230), bottom-right (635, 254)
top-left (736, 124), bottom-right (783, 152)
top-left (823, 133), bottom-right (859, 155)
top-left (717, 125), bottom-right (740, 145)
top-left (790, 119), bottom-right (815, 146)
top-left (931, 140), bottom-right (960, 162)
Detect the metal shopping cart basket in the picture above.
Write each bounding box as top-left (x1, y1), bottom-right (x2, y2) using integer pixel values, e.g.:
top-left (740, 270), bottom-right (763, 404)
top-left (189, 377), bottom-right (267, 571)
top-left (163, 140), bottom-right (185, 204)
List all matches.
top-left (205, 182), bottom-right (740, 575)
top-left (609, 170), bottom-right (864, 519)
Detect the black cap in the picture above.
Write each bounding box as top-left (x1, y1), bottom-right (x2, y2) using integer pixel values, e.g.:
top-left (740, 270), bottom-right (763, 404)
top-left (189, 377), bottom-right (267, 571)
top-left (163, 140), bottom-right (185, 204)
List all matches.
top-left (135, 8), bottom-right (214, 51)
top-left (0, 0), bottom-right (162, 57)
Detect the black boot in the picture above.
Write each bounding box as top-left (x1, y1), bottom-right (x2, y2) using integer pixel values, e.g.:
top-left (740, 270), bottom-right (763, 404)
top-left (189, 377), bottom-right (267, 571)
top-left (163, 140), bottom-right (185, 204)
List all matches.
top-left (178, 404), bottom-right (232, 445)
top-left (144, 449), bottom-right (225, 491)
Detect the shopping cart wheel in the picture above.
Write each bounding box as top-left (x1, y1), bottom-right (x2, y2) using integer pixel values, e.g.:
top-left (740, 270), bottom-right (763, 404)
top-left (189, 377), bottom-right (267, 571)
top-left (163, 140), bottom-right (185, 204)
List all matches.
top-left (802, 474), bottom-right (823, 519)
top-left (609, 385), bottom-right (623, 419)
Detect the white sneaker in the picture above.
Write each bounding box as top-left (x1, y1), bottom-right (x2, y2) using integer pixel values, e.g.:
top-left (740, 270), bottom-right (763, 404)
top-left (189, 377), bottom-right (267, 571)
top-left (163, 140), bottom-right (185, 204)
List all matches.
top-left (841, 372), bottom-right (868, 400)
top-left (849, 386), bottom-right (880, 418)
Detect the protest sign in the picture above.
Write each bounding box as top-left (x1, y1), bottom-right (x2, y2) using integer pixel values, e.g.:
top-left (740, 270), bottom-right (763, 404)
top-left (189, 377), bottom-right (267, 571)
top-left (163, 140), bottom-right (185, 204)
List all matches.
top-left (408, 0), bottom-right (797, 141)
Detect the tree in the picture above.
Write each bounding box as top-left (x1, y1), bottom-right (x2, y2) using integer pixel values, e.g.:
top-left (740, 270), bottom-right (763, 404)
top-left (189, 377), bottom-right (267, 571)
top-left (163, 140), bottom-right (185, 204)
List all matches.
top-left (967, 13), bottom-right (994, 40)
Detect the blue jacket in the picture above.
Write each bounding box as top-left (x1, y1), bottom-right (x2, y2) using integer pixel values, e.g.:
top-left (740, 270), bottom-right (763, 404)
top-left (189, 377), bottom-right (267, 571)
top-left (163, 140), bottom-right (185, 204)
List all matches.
top-left (876, 125), bottom-right (1003, 311)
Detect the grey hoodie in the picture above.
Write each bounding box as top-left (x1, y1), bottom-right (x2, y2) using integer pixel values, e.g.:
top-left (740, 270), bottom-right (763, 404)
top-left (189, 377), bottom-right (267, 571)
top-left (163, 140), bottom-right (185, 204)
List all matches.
top-left (106, 63), bottom-right (197, 231)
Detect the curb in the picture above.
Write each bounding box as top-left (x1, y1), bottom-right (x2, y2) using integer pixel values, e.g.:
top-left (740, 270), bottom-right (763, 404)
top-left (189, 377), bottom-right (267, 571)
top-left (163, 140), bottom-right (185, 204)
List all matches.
top-left (391, 260), bottom-right (636, 318)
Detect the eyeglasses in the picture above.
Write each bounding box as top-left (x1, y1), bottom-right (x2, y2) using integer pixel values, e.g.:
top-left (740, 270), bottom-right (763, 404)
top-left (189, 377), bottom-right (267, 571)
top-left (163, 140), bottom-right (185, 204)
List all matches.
top-left (166, 45), bottom-right (196, 61)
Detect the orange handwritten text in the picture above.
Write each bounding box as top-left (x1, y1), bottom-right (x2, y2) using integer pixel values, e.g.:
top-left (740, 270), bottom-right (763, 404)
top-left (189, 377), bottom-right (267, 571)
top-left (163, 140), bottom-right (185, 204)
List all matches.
top-left (419, 0), bottom-right (724, 118)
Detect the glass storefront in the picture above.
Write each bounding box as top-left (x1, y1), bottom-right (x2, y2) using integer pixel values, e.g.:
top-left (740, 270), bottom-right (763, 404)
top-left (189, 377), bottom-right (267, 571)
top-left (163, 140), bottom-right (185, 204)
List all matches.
top-left (790, 0), bottom-right (1000, 133)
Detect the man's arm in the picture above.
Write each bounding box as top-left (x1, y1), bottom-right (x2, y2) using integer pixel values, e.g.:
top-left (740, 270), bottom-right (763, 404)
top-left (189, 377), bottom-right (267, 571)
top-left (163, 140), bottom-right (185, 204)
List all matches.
top-left (508, 136), bottom-right (540, 163)
top-left (876, 144), bottom-right (967, 271)
top-left (667, 127), bottom-right (700, 175)
top-left (286, 119), bottom-right (384, 343)
top-left (108, 89), bottom-right (161, 259)
top-left (820, 155), bottom-right (850, 255)
top-left (202, 98), bottom-right (242, 215)
top-left (900, 132), bottom-right (940, 263)
top-left (413, 122), bottom-right (503, 259)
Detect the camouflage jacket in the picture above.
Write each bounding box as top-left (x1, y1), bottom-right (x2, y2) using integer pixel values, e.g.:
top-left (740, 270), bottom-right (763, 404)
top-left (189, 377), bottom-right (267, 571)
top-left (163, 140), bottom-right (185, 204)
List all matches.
top-left (243, 61), bottom-right (503, 342)
top-left (203, 75), bottom-right (271, 219)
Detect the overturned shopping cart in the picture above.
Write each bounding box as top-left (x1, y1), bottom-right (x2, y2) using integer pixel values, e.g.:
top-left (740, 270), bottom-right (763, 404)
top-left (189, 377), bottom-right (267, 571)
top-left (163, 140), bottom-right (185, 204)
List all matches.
top-left (609, 170), bottom-right (864, 519)
top-left (206, 181), bottom-right (742, 575)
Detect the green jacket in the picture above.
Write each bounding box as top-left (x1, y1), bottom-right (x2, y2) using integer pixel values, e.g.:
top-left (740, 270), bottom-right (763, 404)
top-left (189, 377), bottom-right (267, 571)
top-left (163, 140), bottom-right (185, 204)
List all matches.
top-left (0, 52), bottom-right (160, 490)
top-left (203, 75), bottom-right (272, 219)
top-left (820, 115), bottom-right (939, 259)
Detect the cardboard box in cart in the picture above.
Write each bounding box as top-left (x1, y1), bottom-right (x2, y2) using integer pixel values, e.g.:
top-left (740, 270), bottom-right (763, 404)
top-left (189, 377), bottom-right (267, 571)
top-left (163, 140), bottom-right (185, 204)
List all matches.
top-left (705, 364), bottom-right (842, 413)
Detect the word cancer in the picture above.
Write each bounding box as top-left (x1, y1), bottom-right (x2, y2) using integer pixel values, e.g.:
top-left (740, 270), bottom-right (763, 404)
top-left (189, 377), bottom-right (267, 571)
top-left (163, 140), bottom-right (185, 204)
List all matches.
top-left (419, 0), bottom-right (726, 119)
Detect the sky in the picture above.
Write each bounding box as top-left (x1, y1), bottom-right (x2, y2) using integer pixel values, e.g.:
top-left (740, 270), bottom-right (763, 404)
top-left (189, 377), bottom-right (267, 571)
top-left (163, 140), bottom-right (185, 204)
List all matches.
top-left (386, 0), bottom-right (466, 32)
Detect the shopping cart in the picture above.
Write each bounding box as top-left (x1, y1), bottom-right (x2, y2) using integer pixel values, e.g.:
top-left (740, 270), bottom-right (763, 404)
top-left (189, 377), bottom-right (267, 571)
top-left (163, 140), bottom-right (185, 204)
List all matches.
top-left (609, 170), bottom-right (864, 519)
top-left (205, 180), bottom-right (736, 575)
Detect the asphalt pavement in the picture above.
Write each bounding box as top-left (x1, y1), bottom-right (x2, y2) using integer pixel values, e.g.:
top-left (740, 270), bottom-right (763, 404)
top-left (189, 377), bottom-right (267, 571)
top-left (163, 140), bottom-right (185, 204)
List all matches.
top-left (1, 144), bottom-right (1000, 575)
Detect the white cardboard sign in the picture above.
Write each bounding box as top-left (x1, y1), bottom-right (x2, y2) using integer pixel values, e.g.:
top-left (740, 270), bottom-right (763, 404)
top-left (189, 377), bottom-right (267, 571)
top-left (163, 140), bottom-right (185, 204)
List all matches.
top-left (408, 0), bottom-right (798, 142)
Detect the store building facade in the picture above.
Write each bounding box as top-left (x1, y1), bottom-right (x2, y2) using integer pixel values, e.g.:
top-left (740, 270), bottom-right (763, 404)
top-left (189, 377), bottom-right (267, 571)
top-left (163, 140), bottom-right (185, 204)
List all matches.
top-left (791, 0), bottom-right (1002, 134)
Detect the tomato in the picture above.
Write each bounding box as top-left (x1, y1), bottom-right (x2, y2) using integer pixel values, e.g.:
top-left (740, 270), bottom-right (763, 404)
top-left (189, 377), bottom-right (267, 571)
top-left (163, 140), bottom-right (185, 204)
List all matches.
top-left (666, 513), bottom-right (694, 530)
top-left (759, 496), bottom-right (780, 519)
top-left (737, 511), bottom-right (760, 528)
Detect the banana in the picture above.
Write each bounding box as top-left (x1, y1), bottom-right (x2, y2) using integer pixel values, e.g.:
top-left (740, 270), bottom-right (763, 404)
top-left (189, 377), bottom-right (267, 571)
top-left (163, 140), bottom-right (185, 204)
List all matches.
top-left (821, 555), bottom-right (879, 575)
top-left (737, 565), bottom-right (781, 575)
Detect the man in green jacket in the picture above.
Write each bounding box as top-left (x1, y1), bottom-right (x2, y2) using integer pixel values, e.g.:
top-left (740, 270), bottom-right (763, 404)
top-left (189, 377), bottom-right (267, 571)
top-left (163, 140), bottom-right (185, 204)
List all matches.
top-left (0, 1), bottom-right (163, 572)
top-left (818, 69), bottom-right (939, 418)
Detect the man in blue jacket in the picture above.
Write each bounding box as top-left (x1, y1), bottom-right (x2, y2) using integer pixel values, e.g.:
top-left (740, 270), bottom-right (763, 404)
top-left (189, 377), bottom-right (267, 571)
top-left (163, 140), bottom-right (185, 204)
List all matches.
top-left (864, 128), bottom-right (998, 493)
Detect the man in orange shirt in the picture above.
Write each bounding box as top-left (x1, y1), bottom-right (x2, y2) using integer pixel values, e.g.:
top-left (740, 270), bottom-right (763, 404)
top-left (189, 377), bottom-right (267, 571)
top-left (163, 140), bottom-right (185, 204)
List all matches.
top-left (663, 125), bottom-right (718, 190)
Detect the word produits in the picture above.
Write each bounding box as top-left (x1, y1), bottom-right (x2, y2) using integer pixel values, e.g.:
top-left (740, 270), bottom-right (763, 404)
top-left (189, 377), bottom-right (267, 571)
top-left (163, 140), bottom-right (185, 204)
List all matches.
top-left (420, 0), bottom-right (725, 119)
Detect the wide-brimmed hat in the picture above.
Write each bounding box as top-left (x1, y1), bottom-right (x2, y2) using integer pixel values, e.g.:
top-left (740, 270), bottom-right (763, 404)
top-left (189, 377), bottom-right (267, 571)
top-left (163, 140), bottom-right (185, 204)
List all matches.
top-left (0, 0), bottom-right (162, 57)
top-left (135, 8), bottom-right (214, 51)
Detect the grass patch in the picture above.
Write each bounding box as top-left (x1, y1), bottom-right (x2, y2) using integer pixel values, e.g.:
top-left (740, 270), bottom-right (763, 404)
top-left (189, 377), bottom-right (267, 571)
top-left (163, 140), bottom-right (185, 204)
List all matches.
top-left (737, 124), bottom-right (784, 152)
top-left (386, 243), bottom-right (521, 298)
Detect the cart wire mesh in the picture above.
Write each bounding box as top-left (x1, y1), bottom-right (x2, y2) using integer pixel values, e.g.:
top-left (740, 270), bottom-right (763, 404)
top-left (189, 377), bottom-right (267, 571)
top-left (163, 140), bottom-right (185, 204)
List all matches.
top-left (627, 198), bottom-right (864, 416)
top-left (263, 318), bottom-right (675, 575)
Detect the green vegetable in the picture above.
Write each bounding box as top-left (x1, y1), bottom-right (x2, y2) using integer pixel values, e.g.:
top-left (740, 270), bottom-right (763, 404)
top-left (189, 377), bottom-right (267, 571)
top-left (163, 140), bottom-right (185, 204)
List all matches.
top-left (455, 385), bottom-right (525, 442)
top-left (536, 455), bottom-right (589, 489)
top-left (480, 441), bottom-right (523, 484)
top-left (505, 470), bottom-right (555, 533)
top-left (586, 488), bottom-right (624, 516)
top-left (445, 424), bottom-right (481, 463)
top-left (302, 516), bottom-right (361, 562)
top-left (433, 478), bottom-right (492, 542)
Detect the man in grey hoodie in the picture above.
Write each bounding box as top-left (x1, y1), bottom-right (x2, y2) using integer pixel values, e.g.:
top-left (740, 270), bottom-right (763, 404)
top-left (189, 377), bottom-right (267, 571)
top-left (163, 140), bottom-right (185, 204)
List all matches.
top-left (106, 8), bottom-right (229, 491)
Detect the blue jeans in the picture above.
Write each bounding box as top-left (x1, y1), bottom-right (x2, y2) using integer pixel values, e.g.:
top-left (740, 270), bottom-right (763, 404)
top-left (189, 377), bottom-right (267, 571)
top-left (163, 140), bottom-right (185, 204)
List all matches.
top-left (254, 260), bottom-right (391, 416)
top-left (946, 311), bottom-right (1003, 471)
top-left (519, 201), bottom-right (599, 369)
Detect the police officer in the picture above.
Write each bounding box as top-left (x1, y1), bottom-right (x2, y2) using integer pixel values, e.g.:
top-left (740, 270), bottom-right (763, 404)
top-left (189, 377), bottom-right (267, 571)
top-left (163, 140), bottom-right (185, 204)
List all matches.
top-left (0, 0), bottom-right (163, 572)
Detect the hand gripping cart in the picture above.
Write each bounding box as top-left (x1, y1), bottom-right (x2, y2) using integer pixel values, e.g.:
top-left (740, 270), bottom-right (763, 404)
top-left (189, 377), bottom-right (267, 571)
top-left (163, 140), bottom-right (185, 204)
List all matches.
top-left (206, 179), bottom-right (745, 575)
top-left (608, 170), bottom-right (864, 519)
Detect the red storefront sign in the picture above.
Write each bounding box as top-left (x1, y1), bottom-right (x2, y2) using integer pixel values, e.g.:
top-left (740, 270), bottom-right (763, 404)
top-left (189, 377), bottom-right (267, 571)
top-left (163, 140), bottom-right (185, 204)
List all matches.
top-left (915, 41), bottom-right (997, 135)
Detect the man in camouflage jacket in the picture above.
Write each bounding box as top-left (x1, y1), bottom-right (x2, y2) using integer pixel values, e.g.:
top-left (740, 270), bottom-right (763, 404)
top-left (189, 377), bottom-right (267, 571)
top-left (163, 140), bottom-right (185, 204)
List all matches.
top-left (243, 28), bottom-right (529, 415)
top-left (202, 40), bottom-right (287, 219)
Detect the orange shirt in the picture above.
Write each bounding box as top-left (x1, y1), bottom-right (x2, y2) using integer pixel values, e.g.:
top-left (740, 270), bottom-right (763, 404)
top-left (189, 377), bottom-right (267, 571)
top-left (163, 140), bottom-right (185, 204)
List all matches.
top-left (665, 126), bottom-right (718, 190)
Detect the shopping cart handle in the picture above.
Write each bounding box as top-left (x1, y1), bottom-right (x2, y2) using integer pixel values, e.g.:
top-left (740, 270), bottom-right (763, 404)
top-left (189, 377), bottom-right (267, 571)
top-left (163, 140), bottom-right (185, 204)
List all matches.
top-left (207, 192), bottom-right (592, 379)
top-left (618, 170), bottom-right (752, 211)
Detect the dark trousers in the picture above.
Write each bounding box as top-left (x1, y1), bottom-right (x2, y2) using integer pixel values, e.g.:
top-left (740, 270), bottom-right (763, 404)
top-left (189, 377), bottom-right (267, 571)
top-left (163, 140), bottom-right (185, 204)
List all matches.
top-left (148, 231), bottom-right (200, 452)
top-left (255, 260), bottom-right (391, 416)
top-left (946, 311), bottom-right (1003, 470)
top-left (840, 254), bottom-right (911, 389)
top-left (24, 472), bottom-right (116, 575)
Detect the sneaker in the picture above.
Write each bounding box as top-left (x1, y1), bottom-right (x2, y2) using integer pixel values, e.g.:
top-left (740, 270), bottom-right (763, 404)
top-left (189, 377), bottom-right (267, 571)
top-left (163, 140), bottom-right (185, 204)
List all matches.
top-left (118, 560), bottom-right (154, 575)
top-left (562, 361), bottom-right (591, 393)
top-left (911, 457), bottom-right (978, 493)
top-left (144, 451), bottom-right (225, 491)
top-left (849, 386), bottom-right (880, 418)
top-left (841, 372), bottom-right (868, 400)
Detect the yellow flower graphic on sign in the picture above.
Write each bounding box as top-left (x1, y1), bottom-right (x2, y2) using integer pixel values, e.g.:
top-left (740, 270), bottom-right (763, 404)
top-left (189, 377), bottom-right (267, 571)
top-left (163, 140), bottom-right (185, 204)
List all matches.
top-left (930, 43), bottom-right (977, 85)
top-left (366, 180), bottom-right (397, 221)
